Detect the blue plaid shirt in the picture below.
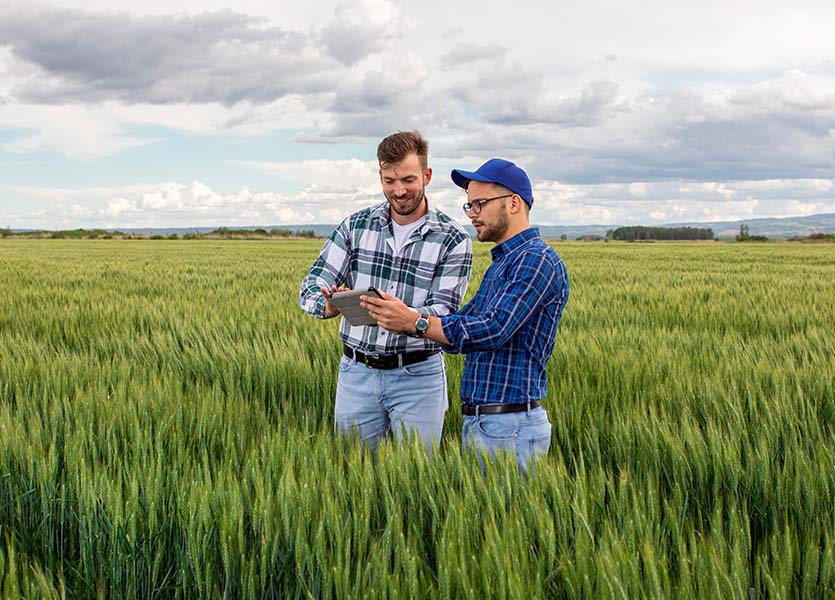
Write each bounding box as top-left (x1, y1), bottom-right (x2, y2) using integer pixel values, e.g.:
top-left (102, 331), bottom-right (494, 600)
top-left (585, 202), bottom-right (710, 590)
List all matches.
top-left (440, 228), bottom-right (569, 405)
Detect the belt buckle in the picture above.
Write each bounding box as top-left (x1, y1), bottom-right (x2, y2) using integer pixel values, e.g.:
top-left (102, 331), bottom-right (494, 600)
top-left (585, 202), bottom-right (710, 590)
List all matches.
top-left (365, 353), bottom-right (380, 368)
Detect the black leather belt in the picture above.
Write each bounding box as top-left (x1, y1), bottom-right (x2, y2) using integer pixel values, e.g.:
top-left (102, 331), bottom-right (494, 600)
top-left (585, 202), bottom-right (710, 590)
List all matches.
top-left (343, 345), bottom-right (439, 370)
top-left (461, 400), bottom-right (542, 416)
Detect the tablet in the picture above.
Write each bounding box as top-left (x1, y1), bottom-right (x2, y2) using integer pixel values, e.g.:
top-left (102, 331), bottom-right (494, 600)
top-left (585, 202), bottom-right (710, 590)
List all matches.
top-left (330, 288), bottom-right (382, 326)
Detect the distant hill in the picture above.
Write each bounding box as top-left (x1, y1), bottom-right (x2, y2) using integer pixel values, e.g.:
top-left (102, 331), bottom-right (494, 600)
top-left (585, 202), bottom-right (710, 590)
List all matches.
top-left (262, 214), bottom-right (835, 240)
top-left (9, 213), bottom-right (835, 240)
top-left (665, 213), bottom-right (835, 240)
top-left (533, 214), bottom-right (835, 240)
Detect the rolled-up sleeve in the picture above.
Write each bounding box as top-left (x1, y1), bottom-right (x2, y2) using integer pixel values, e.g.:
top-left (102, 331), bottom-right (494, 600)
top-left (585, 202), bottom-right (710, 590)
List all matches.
top-left (298, 222), bottom-right (351, 319)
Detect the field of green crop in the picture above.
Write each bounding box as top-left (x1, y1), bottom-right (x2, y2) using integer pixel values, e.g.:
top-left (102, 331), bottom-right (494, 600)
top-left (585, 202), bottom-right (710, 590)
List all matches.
top-left (1, 239), bottom-right (834, 598)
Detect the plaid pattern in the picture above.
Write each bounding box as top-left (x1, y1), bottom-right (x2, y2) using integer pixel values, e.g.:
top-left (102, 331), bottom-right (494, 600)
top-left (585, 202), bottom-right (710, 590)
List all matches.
top-left (441, 228), bottom-right (569, 405)
top-left (299, 201), bottom-right (473, 354)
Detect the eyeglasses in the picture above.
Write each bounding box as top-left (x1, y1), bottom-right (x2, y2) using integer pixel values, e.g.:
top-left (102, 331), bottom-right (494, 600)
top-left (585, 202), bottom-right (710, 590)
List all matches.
top-left (462, 194), bottom-right (513, 215)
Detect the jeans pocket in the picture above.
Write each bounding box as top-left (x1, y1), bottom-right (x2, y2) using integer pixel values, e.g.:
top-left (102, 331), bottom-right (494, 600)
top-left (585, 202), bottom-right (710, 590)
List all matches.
top-left (402, 355), bottom-right (443, 376)
top-left (338, 355), bottom-right (356, 372)
top-left (476, 413), bottom-right (519, 441)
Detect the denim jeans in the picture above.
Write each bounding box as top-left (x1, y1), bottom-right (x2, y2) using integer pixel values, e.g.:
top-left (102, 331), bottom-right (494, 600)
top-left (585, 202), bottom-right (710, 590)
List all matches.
top-left (461, 405), bottom-right (551, 472)
top-left (335, 352), bottom-right (447, 453)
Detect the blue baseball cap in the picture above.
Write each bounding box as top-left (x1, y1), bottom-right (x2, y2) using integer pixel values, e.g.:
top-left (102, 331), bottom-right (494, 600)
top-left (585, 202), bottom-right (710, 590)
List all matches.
top-left (451, 158), bottom-right (533, 207)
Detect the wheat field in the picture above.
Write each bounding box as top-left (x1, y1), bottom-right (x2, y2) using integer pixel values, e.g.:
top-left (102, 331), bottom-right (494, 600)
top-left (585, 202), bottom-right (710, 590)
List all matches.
top-left (1, 239), bottom-right (834, 598)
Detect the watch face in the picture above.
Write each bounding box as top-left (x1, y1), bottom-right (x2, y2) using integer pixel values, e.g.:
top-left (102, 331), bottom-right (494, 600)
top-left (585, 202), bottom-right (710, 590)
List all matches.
top-left (416, 316), bottom-right (429, 333)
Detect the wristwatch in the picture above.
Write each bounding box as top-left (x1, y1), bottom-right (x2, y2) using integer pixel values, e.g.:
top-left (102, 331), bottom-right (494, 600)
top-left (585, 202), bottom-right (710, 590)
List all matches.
top-left (414, 313), bottom-right (430, 337)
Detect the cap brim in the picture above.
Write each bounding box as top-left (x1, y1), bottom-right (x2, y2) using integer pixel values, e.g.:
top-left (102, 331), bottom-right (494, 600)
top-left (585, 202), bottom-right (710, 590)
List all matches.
top-left (451, 168), bottom-right (498, 190)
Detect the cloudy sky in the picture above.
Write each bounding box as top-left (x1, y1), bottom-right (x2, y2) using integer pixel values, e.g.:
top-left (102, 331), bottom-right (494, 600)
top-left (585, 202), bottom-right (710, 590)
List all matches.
top-left (1, 0), bottom-right (834, 230)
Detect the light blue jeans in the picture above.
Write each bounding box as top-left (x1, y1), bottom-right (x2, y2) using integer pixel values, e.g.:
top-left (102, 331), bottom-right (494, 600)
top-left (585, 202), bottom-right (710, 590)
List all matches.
top-left (461, 405), bottom-right (552, 472)
top-left (335, 352), bottom-right (447, 453)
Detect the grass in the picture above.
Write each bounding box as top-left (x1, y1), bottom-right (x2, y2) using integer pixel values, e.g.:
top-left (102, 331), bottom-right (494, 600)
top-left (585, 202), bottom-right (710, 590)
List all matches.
top-left (1, 239), bottom-right (834, 598)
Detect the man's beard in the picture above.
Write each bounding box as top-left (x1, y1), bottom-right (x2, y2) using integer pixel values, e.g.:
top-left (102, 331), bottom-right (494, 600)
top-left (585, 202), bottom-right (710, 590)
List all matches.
top-left (386, 186), bottom-right (426, 218)
top-left (474, 207), bottom-right (510, 243)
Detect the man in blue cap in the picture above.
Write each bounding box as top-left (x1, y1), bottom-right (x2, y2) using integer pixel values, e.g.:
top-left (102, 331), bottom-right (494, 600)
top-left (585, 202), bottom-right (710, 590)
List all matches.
top-left (362, 158), bottom-right (570, 471)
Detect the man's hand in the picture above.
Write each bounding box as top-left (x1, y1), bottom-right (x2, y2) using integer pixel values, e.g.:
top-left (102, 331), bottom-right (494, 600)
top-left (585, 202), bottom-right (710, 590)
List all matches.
top-left (361, 290), bottom-right (418, 333)
top-left (321, 285), bottom-right (348, 318)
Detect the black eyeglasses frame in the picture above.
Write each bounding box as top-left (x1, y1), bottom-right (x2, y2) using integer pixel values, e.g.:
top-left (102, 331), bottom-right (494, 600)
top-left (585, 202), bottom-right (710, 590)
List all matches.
top-left (462, 193), bottom-right (513, 215)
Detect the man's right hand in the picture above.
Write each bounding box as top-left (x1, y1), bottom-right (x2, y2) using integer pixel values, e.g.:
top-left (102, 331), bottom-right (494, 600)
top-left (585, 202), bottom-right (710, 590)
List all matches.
top-left (321, 285), bottom-right (348, 318)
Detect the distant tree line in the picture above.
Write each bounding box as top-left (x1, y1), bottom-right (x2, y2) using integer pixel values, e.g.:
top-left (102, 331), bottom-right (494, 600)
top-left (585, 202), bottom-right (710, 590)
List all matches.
top-left (0, 227), bottom-right (318, 240)
top-left (207, 227), bottom-right (315, 238)
top-left (788, 232), bottom-right (835, 242)
top-left (2, 228), bottom-right (141, 239)
top-left (607, 226), bottom-right (715, 241)
top-left (51, 229), bottom-right (122, 239)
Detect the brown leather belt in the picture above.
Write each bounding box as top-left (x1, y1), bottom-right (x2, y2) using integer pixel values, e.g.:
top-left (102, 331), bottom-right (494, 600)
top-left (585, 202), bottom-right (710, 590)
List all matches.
top-left (461, 400), bottom-right (542, 416)
top-left (343, 345), bottom-right (439, 370)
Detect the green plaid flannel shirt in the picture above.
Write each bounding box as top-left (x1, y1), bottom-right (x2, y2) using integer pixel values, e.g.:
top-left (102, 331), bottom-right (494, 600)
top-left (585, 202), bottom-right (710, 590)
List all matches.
top-left (299, 201), bottom-right (473, 354)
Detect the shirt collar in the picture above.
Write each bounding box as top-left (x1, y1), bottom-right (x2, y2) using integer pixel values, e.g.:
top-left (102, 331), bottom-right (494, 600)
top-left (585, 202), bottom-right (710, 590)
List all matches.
top-left (490, 227), bottom-right (540, 260)
top-left (371, 198), bottom-right (443, 234)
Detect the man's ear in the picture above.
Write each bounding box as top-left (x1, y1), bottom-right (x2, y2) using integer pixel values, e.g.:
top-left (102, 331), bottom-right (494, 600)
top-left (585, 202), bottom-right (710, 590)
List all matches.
top-left (423, 167), bottom-right (433, 185)
top-left (510, 194), bottom-right (524, 213)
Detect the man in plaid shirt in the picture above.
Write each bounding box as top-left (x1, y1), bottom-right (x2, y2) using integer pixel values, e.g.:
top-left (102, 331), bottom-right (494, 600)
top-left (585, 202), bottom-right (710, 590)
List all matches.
top-left (299, 131), bottom-right (472, 452)
top-left (363, 158), bottom-right (569, 472)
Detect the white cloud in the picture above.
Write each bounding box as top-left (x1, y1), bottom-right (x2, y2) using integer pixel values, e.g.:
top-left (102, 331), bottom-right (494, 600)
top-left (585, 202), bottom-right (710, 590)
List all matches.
top-left (0, 97), bottom-right (332, 160)
top-left (772, 200), bottom-right (821, 218)
top-left (320, 0), bottom-right (400, 65)
top-left (439, 43), bottom-right (509, 69)
top-left (730, 178), bottom-right (834, 194)
top-left (234, 158), bottom-right (380, 192)
top-left (103, 181), bottom-right (267, 214)
top-left (0, 103), bottom-right (156, 160)
top-left (103, 197), bottom-right (140, 218)
top-left (628, 182), bottom-right (647, 197)
top-left (523, 177), bottom-right (835, 225)
top-left (108, 97), bottom-right (325, 135)
top-left (678, 182), bottom-right (736, 199)
top-left (3, 173), bottom-right (835, 229)
top-left (731, 69), bottom-right (835, 111)
top-left (3, 177), bottom-right (366, 227)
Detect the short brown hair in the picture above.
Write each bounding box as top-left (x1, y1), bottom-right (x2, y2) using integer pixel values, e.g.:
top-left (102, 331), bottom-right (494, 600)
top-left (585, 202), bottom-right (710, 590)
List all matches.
top-left (377, 131), bottom-right (428, 170)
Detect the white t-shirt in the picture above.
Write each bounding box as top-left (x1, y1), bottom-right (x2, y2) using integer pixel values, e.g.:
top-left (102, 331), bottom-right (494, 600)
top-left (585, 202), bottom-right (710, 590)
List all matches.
top-left (391, 216), bottom-right (426, 255)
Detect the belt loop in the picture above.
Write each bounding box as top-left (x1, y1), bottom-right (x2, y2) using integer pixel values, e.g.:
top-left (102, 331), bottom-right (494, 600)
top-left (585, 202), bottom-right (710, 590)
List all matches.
top-left (474, 404), bottom-right (480, 418)
top-left (526, 400), bottom-right (531, 415)
top-left (398, 353), bottom-right (404, 368)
